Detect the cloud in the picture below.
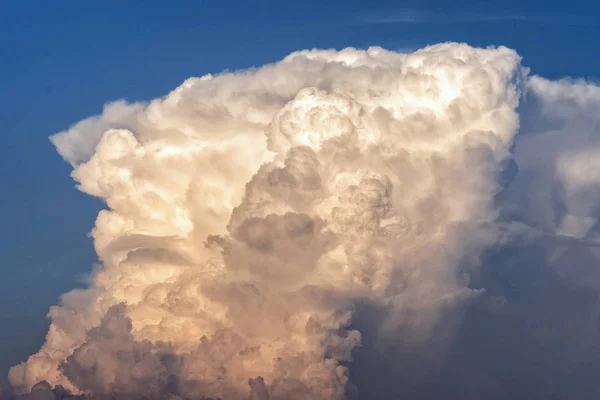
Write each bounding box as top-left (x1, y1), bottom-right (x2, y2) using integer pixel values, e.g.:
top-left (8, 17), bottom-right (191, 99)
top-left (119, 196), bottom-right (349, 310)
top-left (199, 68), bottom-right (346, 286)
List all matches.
top-left (9, 43), bottom-right (600, 399)
top-left (501, 76), bottom-right (600, 239)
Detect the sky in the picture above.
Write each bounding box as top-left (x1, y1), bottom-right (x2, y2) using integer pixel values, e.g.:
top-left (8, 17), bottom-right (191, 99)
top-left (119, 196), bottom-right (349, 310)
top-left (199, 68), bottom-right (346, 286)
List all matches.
top-left (1, 0), bottom-right (600, 396)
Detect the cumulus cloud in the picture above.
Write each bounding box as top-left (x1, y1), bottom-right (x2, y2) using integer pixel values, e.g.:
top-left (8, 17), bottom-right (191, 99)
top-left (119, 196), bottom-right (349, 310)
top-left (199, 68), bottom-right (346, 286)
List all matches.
top-left (498, 75), bottom-right (600, 294)
top-left (9, 42), bottom-right (600, 399)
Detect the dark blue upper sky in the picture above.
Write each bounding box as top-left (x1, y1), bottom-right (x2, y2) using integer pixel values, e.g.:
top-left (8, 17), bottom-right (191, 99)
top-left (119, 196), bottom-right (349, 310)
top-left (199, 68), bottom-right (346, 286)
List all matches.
top-left (1, 0), bottom-right (599, 384)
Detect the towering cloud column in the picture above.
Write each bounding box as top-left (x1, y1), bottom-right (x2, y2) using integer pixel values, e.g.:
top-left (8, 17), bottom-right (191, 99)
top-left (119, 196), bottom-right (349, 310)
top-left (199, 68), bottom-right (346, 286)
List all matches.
top-left (10, 43), bottom-right (524, 399)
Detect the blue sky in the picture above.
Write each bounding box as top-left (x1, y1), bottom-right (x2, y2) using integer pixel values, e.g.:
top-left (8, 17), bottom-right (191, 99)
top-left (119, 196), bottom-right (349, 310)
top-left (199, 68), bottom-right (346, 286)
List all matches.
top-left (1, 0), bottom-right (599, 385)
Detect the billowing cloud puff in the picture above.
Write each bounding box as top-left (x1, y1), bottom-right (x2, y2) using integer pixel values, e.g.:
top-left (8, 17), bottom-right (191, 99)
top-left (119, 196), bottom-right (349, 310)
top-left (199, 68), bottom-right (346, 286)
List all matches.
top-left (12, 42), bottom-right (599, 399)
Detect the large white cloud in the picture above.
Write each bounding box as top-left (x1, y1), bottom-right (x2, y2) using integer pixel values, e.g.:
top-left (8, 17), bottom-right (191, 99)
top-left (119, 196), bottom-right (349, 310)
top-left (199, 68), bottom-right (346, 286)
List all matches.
top-left (12, 42), bottom-right (578, 399)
